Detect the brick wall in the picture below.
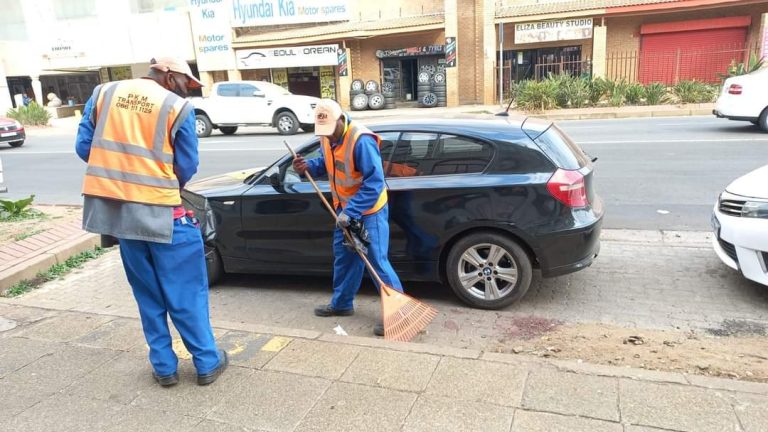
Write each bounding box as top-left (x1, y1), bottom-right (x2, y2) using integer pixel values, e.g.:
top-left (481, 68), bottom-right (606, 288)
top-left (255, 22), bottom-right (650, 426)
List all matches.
top-left (458, 0), bottom-right (479, 104)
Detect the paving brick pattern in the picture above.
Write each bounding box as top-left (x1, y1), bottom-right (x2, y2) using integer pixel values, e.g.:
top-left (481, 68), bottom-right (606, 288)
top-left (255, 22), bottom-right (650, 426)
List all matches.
top-left (1, 305), bottom-right (767, 432)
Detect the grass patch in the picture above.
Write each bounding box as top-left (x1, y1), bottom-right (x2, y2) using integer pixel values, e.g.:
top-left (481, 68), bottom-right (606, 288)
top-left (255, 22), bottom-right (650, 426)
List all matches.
top-left (0, 209), bottom-right (45, 223)
top-left (14, 229), bottom-right (45, 241)
top-left (1, 247), bottom-right (111, 297)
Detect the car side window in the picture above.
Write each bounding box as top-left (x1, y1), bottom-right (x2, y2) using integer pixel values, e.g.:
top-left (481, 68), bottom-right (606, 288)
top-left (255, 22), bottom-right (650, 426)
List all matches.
top-left (217, 84), bottom-right (239, 97)
top-left (385, 132), bottom-right (438, 178)
top-left (239, 84), bottom-right (259, 97)
top-left (431, 134), bottom-right (494, 175)
top-left (377, 132), bottom-right (400, 174)
top-left (284, 143), bottom-right (328, 183)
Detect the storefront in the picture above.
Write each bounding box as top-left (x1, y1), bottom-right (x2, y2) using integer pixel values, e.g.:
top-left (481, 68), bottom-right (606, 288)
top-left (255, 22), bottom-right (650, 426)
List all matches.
top-left (235, 44), bottom-right (340, 99)
top-left (498, 17), bottom-right (595, 84)
top-left (377, 44), bottom-right (446, 101)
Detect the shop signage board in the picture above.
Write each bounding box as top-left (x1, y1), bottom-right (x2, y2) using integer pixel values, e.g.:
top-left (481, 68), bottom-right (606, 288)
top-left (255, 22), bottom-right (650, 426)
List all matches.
top-left (514, 18), bottom-right (593, 44)
top-left (376, 45), bottom-right (445, 59)
top-left (230, 0), bottom-right (348, 27)
top-left (445, 37), bottom-right (456, 67)
top-left (320, 66), bottom-right (336, 99)
top-left (189, 0), bottom-right (236, 71)
top-left (237, 44), bottom-right (339, 69)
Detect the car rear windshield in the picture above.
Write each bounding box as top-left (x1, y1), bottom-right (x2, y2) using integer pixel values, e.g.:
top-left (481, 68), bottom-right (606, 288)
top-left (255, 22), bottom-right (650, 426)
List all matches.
top-left (534, 126), bottom-right (591, 170)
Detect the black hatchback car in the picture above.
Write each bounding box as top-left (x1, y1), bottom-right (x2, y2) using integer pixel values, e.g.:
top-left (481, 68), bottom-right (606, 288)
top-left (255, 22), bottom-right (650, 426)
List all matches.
top-left (182, 117), bottom-right (603, 309)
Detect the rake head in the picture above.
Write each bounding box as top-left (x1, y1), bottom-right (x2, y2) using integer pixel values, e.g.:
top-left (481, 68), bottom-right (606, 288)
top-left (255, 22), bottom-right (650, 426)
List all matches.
top-left (381, 284), bottom-right (438, 342)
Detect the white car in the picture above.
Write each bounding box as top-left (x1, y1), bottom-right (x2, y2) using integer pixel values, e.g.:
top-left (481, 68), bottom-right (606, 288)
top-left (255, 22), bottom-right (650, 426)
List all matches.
top-left (712, 164), bottom-right (768, 286)
top-left (714, 67), bottom-right (768, 131)
top-left (189, 81), bottom-right (320, 137)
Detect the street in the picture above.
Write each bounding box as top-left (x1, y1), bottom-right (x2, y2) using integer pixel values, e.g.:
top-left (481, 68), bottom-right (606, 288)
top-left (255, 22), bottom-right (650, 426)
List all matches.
top-left (2, 114), bottom-right (765, 231)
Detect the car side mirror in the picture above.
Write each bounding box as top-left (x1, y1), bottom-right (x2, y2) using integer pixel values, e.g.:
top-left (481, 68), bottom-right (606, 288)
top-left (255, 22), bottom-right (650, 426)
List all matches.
top-left (269, 172), bottom-right (284, 192)
top-left (253, 90), bottom-right (265, 98)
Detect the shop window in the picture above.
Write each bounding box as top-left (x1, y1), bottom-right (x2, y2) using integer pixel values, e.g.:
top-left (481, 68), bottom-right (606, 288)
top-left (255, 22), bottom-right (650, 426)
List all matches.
top-left (0, 0), bottom-right (27, 40)
top-left (130, 0), bottom-right (185, 13)
top-left (53, 0), bottom-right (96, 19)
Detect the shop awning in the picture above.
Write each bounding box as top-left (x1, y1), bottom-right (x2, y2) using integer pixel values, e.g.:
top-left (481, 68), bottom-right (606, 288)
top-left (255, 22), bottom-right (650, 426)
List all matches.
top-left (233, 14), bottom-right (445, 48)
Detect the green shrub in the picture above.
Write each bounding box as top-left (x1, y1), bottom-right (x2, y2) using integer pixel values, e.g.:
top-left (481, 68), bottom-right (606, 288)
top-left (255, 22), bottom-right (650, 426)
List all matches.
top-left (6, 102), bottom-right (51, 126)
top-left (515, 79), bottom-right (559, 111)
top-left (719, 56), bottom-right (764, 80)
top-left (625, 83), bottom-right (645, 105)
top-left (605, 79), bottom-right (628, 107)
top-left (0, 195), bottom-right (36, 221)
top-left (673, 80), bottom-right (717, 104)
top-left (588, 77), bottom-right (608, 105)
top-left (644, 83), bottom-right (668, 105)
top-left (555, 75), bottom-right (590, 108)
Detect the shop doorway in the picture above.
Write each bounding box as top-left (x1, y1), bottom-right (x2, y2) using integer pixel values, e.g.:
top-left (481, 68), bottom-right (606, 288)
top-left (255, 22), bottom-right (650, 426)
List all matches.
top-left (288, 68), bottom-right (321, 98)
top-left (381, 56), bottom-right (444, 102)
top-left (401, 59), bottom-right (417, 101)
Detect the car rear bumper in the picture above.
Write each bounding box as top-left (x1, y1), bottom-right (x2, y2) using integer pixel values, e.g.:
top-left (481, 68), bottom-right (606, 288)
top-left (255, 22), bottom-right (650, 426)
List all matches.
top-left (0, 128), bottom-right (24, 143)
top-left (536, 216), bottom-right (603, 278)
top-left (712, 109), bottom-right (757, 122)
top-left (712, 209), bottom-right (768, 286)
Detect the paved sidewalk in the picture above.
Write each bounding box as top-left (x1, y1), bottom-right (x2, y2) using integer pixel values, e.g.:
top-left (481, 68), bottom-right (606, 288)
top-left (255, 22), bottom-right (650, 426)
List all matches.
top-left (0, 219), bottom-right (99, 291)
top-left (1, 303), bottom-right (767, 432)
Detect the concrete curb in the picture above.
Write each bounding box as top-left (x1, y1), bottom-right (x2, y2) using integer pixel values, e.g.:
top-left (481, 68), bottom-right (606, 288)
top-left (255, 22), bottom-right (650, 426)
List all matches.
top-left (0, 233), bottom-right (100, 291)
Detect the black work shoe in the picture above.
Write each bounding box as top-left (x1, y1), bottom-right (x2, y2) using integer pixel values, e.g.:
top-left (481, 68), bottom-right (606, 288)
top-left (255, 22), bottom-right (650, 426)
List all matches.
top-left (314, 304), bottom-right (354, 317)
top-left (153, 372), bottom-right (179, 387)
top-left (197, 350), bottom-right (228, 386)
top-left (374, 321), bottom-right (385, 337)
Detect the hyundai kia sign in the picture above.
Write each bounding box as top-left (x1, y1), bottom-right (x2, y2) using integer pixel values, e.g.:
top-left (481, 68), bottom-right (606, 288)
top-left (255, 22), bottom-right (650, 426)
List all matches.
top-left (230, 0), bottom-right (349, 27)
top-left (237, 44), bottom-right (340, 69)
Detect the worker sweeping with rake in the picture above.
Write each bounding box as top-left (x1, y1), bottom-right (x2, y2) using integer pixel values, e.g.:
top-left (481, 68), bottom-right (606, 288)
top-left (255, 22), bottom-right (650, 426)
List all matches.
top-left (288, 99), bottom-right (435, 341)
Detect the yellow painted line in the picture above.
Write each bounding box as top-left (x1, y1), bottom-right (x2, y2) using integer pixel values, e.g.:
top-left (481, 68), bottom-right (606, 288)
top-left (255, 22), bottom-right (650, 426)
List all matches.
top-left (228, 340), bottom-right (246, 356)
top-left (261, 336), bottom-right (292, 352)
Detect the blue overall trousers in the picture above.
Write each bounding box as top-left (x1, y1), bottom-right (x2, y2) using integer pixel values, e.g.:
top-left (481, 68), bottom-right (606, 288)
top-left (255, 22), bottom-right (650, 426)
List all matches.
top-left (331, 205), bottom-right (403, 311)
top-left (118, 217), bottom-right (221, 376)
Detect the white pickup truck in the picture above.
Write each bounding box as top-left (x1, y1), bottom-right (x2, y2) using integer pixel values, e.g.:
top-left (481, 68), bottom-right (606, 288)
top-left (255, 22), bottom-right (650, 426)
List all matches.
top-left (189, 81), bottom-right (320, 137)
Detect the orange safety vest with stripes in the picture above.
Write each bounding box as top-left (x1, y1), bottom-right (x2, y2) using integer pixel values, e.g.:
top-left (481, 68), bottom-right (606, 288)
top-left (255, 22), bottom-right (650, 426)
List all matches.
top-left (321, 121), bottom-right (388, 216)
top-left (82, 79), bottom-right (191, 206)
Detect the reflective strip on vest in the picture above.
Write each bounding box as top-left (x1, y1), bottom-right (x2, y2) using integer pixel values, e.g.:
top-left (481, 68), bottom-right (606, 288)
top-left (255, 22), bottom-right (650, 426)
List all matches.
top-left (323, 122), bottom-right (387, 215)
top-left (82, 80), bottom-right (185, 206)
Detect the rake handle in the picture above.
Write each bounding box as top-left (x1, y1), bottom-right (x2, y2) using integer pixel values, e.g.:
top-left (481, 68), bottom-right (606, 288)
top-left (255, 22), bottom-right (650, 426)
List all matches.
top-left (283, 141), bottom-right (390, 292)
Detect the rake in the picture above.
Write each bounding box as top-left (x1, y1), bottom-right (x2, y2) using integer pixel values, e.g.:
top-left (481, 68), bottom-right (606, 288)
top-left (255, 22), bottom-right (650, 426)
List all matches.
top-left (283, 141), bottom-right (437, 342)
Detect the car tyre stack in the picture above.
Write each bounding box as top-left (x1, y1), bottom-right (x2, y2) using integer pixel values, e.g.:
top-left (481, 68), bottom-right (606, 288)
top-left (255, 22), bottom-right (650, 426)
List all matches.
top-left (349, 79), bottom-right (366, 111)
top-left (432, 72), bottom-right (447, 107)
top-left (416, 71), bottom-right (433, 108)
top-left (382, 81), bottom-right (396, 110)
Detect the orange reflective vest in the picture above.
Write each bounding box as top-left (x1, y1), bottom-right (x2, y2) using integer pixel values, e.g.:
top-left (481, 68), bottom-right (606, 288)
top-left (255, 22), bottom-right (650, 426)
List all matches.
top-left (82, 79), bottom-right (191, 206)
top-left (322, 121), bottom-right (387, 215)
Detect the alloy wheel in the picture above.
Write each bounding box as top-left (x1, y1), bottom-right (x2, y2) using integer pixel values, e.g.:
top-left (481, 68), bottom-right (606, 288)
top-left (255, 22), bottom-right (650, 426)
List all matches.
top-left (456, 243), bottom-right (518, 301)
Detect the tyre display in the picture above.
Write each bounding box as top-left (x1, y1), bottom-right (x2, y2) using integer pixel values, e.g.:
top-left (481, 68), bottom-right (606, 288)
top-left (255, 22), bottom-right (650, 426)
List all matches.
top-left (351, 93), bottom-right (369, 111)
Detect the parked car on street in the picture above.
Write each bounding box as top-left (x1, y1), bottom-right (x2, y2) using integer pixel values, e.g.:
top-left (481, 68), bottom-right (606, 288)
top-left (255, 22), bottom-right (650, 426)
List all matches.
top-left (182, 118), bottom-right (603, 309)
top-left (713, 67), bottom-right (768, 131)
top-left (189, 81), bottom-right (320, 137)
top-left (711, 164), bottom-right (768, 286)
top-left (0, 116), bottom-right (25, 147)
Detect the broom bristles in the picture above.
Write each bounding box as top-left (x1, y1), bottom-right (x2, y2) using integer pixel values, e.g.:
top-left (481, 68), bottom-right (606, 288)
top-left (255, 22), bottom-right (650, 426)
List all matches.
top-left (381, 285), bottom-right (438, 342)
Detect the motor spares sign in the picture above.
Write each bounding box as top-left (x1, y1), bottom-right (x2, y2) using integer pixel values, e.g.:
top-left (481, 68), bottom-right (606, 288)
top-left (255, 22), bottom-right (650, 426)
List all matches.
top-left (237, 44), bottom-right (339, 69)
top-left (231, 0), bottom-right (348, 27)
top-left (189, 0), bottom-right (236, 71)
top-left (514, 18), bottom-right (593, 44)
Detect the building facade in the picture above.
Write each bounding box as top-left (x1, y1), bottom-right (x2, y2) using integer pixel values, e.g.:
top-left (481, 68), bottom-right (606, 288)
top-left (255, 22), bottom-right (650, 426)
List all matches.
top-left (2, 0), bottom-right (767, 114)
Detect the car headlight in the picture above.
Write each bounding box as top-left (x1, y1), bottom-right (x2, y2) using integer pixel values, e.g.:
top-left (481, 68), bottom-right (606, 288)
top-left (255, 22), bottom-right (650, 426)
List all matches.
top-left (13, 120), bottom-right (22, 129)
top-left (743, 201), bottom-right (768, 219)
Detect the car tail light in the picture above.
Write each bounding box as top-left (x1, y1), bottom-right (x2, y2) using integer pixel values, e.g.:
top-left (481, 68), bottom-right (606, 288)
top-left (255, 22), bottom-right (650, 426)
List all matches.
top-left (728, 84), bottom-right (743, 95)
top-left (547, 169), bottom-right (588, 208)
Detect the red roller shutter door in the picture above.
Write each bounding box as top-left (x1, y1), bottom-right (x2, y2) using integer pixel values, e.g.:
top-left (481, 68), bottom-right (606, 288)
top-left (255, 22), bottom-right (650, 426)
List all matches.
top-left (639, 25), bottom-right (748, 84)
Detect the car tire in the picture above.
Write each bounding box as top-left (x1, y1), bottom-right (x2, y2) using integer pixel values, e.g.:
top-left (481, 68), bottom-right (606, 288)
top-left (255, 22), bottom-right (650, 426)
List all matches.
top-left (8, 140), bottom-right (24, 147)
top-left (301, 124), bottom-right (315, 133)
top-left (758, 108), bottom-right (768, 132)
top-left (417, 71), bottom-right (432, 84)
top-left (381, 82), bottom-right (395, 94)
top-left (446, 232), bottom-right (532, 309)
top-left (206, 246), bottom-right (224, 287)
top-left (364, 80), bottom-right (380, 94)
top-left (219, 126), bottom-right (238, 135)
top-left (351, 79), bottom-right (365, 92)
top-left (275, 111), bottom-right (300, 135)
top-left (368, 93), bottom-right (385, 110)
top-left (351, 94), bottom-right (369, 111)
top-left (195, 114), bottom-right (213, 138)
top-left (432, 72), bottom-right (446, 85)
top-left (420, 92), bottom-right (438, 108)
